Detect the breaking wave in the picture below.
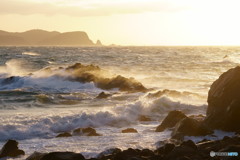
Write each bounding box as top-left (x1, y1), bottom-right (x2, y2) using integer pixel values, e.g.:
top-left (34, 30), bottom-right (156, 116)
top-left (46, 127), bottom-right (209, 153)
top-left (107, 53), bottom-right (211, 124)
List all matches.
top-left (0, 94), bottom-right (206, 141)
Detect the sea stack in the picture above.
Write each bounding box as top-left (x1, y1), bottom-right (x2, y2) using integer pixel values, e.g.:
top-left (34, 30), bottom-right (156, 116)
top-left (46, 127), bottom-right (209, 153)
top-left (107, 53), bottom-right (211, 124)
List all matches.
top-left (204, 66), bottom-right (240, 132)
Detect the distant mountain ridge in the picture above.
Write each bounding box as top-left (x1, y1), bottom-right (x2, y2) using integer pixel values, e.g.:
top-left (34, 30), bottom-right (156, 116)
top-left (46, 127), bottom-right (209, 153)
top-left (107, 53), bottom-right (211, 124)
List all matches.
top-left (0, 29), bottom-right (101, 46)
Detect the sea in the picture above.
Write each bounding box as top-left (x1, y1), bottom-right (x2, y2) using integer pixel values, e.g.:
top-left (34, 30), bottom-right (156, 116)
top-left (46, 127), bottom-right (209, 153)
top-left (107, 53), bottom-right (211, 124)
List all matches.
top-left (0, 46), bottom-right (239, 159)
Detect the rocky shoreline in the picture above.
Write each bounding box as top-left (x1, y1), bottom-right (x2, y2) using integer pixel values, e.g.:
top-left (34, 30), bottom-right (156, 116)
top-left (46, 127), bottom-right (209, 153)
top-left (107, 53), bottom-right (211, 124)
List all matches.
top-left (1, 135), bottom-right (240, 160)
top-left (1, 66), bottom-right (240, 159)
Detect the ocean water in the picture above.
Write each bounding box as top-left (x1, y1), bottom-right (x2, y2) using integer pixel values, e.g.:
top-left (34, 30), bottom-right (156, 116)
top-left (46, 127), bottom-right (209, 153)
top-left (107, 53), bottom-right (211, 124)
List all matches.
top-left (0, 46), bottom-right (239, 159)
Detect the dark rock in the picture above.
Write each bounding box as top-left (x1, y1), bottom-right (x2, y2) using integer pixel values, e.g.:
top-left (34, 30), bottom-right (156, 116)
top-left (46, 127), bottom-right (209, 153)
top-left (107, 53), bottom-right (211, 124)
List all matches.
top-left (26, 152), bottom-right (47, 160)
top-left (204, 66), bottom-right (240, 131)
top-left (171, 117), bottom-right (213, 140)
top-left (96, 75), bottom-right (147, 92)
top-left (122, 128), bottom-right (138, 133)
top-left (40, 152), bottom-right (85, 160)
top-left (0, 139), bottom-right (25, 158)
top-left (65, 63), bottom-right (147, 92)
top-left (196, 139), bottom-right (209, 144)
top-left (188, 114), bottom-right (205, 121)
top-left (96, 92), bottom-right (111, 99)
top-left (1, 76), bottom-right (20, 85)
top-left (165, 144), bottom-right (202, 160)
top-left (114, 148), bottom-right (138, 160)
top-left (180, 140), bottom-right (197, 150)
top-left (149, 155), bottom-right (163, 160)
top-left (138, 115), bottom-right (151, 121)
top-left (56, 132), bottom-right (72, 138)
top-left (97, 148), bottom-right (121, 159)
top-left (156, 110), bottom-right (187, 132)
top-left (73, 127), bottom-right (101, 136)
top-left (147, 89), bottom-right (182, 98)
top-left (140, 149), bottom-right (154, 157)
top-left (155, 143), bottom-right (175, 156)
top-left (178, 156), bottom-right (191, 160)
top-left (219, 145), bottom-right (240, 153)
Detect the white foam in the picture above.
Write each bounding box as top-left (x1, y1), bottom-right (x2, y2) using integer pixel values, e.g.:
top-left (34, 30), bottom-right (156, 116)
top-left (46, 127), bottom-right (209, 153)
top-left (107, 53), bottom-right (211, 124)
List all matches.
top-left (22, 52), bottom-right (40, 56)
top-left (0, 95), bottom-right (206, 141)
top-left (184, 130), bottom-right (235, 143)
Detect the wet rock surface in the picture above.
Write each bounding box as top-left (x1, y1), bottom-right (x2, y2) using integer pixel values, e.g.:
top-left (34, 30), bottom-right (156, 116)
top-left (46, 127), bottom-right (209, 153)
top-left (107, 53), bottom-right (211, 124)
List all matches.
top-left (204, 66), bottom-right (240, 131)
top-left (0, 139), bottom-right (25, 158)
top-left (73, 127), bottom-right (101, 136)
top-left (171, 117), bottom-right (213, 140)
top-left (65, 63), bottom-right (147, 92)
top-left (56, 132), bottom-right (72, 138)
top-left (121, 128), bottom-right (138, 133)
top-left (26, 136), bottom-right (240, 160)
top-left (96, 92), bottom-right (112, 99)
top-left (155, 110), bottom-right (187, 132)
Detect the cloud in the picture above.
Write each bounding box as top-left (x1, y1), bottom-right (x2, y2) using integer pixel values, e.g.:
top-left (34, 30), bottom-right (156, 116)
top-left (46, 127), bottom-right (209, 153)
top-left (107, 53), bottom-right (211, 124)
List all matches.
top-left (0, 0), bottom-right (187, 17)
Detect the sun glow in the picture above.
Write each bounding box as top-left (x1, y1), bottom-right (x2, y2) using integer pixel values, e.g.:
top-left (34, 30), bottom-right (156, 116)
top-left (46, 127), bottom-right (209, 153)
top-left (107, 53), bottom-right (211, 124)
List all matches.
top-left (0, 0), bottom-right (240, 45)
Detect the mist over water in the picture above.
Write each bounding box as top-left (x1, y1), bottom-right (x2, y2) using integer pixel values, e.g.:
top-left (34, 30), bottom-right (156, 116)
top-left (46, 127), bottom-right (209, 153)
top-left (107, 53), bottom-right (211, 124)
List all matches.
top-left (0, 46), bottom-right (239, 158)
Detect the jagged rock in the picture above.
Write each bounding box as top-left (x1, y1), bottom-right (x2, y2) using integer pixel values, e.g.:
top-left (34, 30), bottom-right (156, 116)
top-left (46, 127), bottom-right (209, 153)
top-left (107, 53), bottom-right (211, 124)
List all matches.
top-left (26, 152), bottom-right (47, 160)
top-left (73, 127), bottom-right (101, 136)
top-left (0, 140), bottom-right (25, 158)
top-left (204, 66), bottom-right (240, 131)
top-left (96, 40), bottom-right (102, 46)
top-left (155, 143), bottom-right (175, 156)
top-left (140, 149), bottom-right (154, 157)
top-left (97, 148), bottom-right (121, 159)
top-left (40, 152), bottom-right (85, 160)
top-left (113, 148), bottom-right (139, 160)
top-left (138, 115), bottom-right (151, 121)
top-left (96, 92), bottom-right (111, 99)
top-left (171, 117), bottom-right (213, 140)
top-left (65, 63), bottom-right (147, 92)
top-left (56, 132), bottom-right (72, 138)
top-left (156, 110), bottom-right (187, 132)
top-left (121, 128), bottom-right (138, 133)
top-left (180, 140), bottom-right (197, 150)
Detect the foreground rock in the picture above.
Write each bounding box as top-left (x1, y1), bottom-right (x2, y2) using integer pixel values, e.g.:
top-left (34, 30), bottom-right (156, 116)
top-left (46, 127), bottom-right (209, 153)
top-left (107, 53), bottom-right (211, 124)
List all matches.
top-left (121, 128), bottom-right (138, 133)
top-left (26, 152), bottom-right (85, 160)
top-left (204, 66), bottom-right (240, 131)
top-left (25, 136), bottom-right (240, 160)
top-left (155, 110), bottom-right (187, 132)
top-left (56, 132), bottom-right (72, 138)
top-left (0, 139), bottom-right (25, 158)
top-left (171, 117), bottom-right (213, 140)
top-left (73, 127), bottom-right (101, 136)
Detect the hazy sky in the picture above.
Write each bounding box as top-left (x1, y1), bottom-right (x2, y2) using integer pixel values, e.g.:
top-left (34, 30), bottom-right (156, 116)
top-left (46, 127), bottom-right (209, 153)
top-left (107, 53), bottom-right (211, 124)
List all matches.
top-left (1, 0), bottom-right (240, 45)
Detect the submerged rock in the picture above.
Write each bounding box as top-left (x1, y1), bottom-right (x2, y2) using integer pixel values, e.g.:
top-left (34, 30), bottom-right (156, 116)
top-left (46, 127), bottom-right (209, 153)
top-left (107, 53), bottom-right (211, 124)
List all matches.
top-left (156, 110), bottom-right (187, 132)
top-left (40, 152), bottom-right (85, 160)
top-left (96, 92), bottom-right (111, 99)
top-left (26, 152), bottom-right (47, 160)
top-left (121, 128), bottom-right (138, 133)
top-left (0, 139), bottom-right (25, 158)
top-left (204, 66), bottom-right (240, 131)
top-left (155, 143), bottom-right (175, 156)
top-left (1, 76), bottom-right (20, 85)
top-left (171, 117), bottom-right (213, 140)
top-left (73, 127), bottom-right (101, 136)
top-left (97, 148), bottom-right (121, 159)
top-left (138, 115), bottom-right (151, 121)
top-left (56, 132), bottom-right (72, 138)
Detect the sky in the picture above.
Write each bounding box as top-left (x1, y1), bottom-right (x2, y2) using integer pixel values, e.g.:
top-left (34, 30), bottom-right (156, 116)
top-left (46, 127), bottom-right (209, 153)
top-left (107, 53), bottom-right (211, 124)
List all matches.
top-left (0, 0), bottom-right (240, 46)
